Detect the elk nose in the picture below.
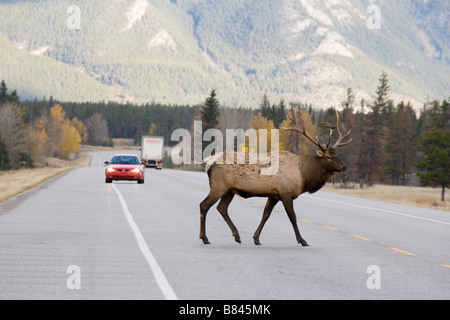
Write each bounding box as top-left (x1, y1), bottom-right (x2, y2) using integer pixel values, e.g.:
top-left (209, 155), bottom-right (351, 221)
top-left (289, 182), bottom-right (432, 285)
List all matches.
top-left (342, 166), bottom-right (347, 172)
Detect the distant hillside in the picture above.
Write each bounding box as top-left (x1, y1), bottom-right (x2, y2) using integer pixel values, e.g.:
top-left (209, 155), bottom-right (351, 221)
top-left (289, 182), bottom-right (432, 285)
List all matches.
top-left (0, 0), bottom-right (448, 107)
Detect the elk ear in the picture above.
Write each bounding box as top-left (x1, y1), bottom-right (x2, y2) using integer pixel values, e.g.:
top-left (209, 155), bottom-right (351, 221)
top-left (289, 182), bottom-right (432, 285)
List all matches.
top-left (316, 150), bottom-right (324, 158)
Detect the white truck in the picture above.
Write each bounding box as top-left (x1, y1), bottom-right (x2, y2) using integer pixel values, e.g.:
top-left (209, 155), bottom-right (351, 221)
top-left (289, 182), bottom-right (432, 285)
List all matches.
top-left (141, 136), bottom-right (164, 169)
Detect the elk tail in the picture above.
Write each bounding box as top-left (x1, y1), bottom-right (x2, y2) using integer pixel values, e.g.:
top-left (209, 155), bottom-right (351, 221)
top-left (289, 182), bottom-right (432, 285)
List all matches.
top-left (203, 153), bottom-right (223, 173)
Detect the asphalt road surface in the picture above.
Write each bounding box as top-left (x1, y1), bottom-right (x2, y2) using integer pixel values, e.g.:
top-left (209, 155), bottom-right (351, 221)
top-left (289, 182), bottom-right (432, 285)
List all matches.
top-left (0, 150), bottom-right (449, 300)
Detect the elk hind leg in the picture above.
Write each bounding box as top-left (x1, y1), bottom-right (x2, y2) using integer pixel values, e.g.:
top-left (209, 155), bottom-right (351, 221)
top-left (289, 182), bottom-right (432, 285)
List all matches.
top-left (217, 192), bottom-right (241, 243)
top-left (199, 192), bottom-right (223, 244)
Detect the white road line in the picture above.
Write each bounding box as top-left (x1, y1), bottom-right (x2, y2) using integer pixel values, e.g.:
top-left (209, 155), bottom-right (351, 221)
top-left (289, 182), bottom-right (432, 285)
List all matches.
top-left (305, 195), bottom-right (450, 226)
top-left (112, 184), bottom-right (178, 300)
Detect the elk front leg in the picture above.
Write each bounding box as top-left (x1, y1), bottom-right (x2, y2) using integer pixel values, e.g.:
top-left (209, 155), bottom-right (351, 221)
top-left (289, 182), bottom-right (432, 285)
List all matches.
top-left (217, 192), bottom-right (241, 243)
top-left (281, 197), bottom-right (309, 247)
top-left (253, 197), bottom-right (278, 245)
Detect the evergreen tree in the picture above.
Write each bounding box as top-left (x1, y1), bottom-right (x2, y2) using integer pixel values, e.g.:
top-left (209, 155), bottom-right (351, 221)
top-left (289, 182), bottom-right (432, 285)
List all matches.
top-left (339, 88), bottom-right (357, 184)
top-left (268, 104), bottom-right (277, 128)
top-left (341, 88), bottom-right (355, 111)
top-left (356, 100), bottom-right (369, 187)
top-left (7, 90), bottom-right (20, 104)
top-left (0, 80), bottom-right (7, 104)
top-left (201, 90), bottom-right (221, 153)
top-left (0, 134), bottom-right (10, 171)
top-left (364, 72), bottom-right (392, 185)
top-left (417, 100), bottom-right (450, 202)
top-left (275, 99), bottom-right (286, 128)
top-left (259, 93), bottom-right (270, 118)
top-left (384, 102), bottom-right (416, 185)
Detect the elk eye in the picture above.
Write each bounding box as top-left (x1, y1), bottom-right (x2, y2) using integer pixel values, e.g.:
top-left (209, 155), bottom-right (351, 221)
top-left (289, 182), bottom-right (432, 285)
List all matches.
top-left (326, 156), bottom-right (332, 161)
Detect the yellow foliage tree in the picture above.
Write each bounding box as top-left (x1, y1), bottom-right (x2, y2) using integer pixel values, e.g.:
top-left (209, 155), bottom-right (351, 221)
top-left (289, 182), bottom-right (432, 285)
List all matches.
top-left (249, 112), bottom-right (275, 153)
top-left (279, 109), bottom-right (317, 155)
top-left (147, 123), bottom-right (157, 135)
top-left (48, 104), bottom-right (66, 156)
top-left (29, 116), bottom-right (51, 163)
top-left (32, 128), bottom-right (49, 162)
top-left (30, 105), bottom-right (84, 162)
top-left (59, 120), bottom-right (82, 160)
top-left (71, 117), bottom-right (88, 144)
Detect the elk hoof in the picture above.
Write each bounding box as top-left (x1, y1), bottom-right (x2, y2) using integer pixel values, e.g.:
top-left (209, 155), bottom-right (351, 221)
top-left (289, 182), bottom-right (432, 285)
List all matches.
top-left (200, 236), bottom-right (210, 245)
top-left (254, 239), bottom-right (262, 245)
top-left (299, 240), bottom-right (309, 247)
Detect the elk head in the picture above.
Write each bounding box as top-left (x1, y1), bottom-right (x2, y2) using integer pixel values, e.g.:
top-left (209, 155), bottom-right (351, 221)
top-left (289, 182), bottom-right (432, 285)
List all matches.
top-left (281, 109), bottom-right (352, 173)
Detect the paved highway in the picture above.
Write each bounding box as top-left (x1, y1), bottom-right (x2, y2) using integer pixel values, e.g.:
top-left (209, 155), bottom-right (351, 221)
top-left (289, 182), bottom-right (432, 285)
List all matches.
top-left (0, 150), bottom-right (449, 300)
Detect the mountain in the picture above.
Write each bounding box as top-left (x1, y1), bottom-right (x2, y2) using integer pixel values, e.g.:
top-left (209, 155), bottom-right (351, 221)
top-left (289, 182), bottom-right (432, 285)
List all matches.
top-left (0, 0), bottom-right (448, 108)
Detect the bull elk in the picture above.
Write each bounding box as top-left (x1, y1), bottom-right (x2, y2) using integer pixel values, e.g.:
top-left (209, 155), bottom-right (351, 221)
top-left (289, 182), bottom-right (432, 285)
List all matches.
top-left (199, 110), bottom-right (352, 246)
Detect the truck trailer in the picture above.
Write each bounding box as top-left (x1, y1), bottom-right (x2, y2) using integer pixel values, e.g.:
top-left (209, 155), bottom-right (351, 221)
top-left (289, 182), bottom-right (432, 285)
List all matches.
top-left (141, 136), bottom-right (164, 169)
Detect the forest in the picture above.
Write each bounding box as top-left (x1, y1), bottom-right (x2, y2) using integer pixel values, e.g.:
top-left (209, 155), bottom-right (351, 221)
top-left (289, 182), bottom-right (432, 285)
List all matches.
top-left (0, 72), bottom-right (448, 201)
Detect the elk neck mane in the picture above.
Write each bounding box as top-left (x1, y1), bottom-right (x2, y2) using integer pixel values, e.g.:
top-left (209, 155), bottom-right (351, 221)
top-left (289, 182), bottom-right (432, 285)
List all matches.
top-left (299, 155), bottom-right (334, 194)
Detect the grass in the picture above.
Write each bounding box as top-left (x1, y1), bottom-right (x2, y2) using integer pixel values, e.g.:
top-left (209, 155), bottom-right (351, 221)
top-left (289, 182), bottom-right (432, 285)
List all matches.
top-left (0, 154), bottom-right (90, 204)
top-left (324, 184), bottom-right (449, 212)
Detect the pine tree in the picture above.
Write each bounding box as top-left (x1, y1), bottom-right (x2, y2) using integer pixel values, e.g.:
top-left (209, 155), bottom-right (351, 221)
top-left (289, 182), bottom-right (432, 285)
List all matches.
top-left (418, 127), bottom-right (450, 202)
top-left (265, 99), bottom-right (286, 129)
top-left (7, 90), bottom-right (20, 104)
top-left (276, 99), bottom-right (286, 128)
top-left (201, 90), bottom-right (220, 130)
top-left (201, 90), bottom-right (221, 153)
top-left (259, 93), bottom-right (270, 118)
top-left (356, 100), bottom-right (369, 187)
top-left (341, 88), bottom-right (355, 111)
top-left (0, 134), bottom-right (10, 171)
top-left (417, 100), bottom-right (450, 202)
top-left (384, 102), bottom-right (416, 185)
top-left (338, 88), bottom-right (357, 184)
top-left (364, 72), bottom-right (392, 185)
top-left (0, 80), bottom-right (7, 104)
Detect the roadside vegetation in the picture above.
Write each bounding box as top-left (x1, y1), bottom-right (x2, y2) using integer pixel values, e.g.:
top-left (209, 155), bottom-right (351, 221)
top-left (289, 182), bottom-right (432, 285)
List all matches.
top-left (324, 184), bottom-right (449, 212)
top-left (0, 154), bottom-right (90, 203)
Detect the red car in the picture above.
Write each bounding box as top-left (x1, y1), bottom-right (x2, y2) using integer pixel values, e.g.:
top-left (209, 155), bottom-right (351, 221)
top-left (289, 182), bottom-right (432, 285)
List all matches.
top-left (105, 154), bottom-right (145, 184)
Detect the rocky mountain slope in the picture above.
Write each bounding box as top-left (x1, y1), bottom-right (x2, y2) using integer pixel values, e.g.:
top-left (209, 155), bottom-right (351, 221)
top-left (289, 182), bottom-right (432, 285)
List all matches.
top-left (0, 0), bottom-right (448, 108)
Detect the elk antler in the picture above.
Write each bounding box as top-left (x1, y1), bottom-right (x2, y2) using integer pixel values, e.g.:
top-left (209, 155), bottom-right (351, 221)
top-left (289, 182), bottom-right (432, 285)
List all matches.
top-left (320, 114), bottom-right (335, 148)
top-left (281, 110), bottom-right (326, 151)
top-left (325, 110), bottom-right (352, 149)
top-left (281, 109), bottom-right (352, 151)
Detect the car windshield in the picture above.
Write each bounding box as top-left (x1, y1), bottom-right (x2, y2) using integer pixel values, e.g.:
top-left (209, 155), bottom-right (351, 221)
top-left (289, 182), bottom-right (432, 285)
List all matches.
top-left (110, 156), bottom-right (139, 165)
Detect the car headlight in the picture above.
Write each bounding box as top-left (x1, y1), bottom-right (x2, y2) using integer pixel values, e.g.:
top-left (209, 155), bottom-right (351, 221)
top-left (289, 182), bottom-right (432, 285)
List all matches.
top-left (131, 168), bottom-right (141, 173)
top-left (107, 168), bottom-right (116, 173)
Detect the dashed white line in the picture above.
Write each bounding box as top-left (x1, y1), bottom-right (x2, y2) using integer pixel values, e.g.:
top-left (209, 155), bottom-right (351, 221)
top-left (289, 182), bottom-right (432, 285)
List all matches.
top-left (112, 184), bottom-right (178, 300)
